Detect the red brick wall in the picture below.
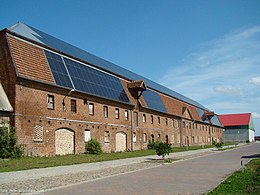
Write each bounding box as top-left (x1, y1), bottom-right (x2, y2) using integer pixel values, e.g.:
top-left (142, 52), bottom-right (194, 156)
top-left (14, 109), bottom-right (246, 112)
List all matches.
top-left (0, 31), bottom-right (17, 124)
top-left (1, 32), bottom-right (223, 156)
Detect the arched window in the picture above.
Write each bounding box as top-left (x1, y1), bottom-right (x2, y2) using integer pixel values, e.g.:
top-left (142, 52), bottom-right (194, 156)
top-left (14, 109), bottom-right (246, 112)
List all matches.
top-left (151, 134), bottom-right (154, 142)
top-left (143, 133), bottom-right (147, 143)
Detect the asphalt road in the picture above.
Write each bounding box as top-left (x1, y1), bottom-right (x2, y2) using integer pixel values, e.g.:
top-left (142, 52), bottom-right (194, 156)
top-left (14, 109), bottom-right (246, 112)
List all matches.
top-left (45, 143), bottom-right (260, 195)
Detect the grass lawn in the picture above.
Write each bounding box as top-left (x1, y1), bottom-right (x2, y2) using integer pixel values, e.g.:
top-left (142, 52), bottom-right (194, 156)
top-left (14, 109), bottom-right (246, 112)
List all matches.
top-left (0, 143), bottom-right (232, 173)
top-left (208, 159), bottom-right (260, 194)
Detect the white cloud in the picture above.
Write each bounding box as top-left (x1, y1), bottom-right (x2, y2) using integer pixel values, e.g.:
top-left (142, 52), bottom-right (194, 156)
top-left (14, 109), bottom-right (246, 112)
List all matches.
top-left (214, 86), bottom-right (245, 97)
top-left (252, 113), bottom-right (260, 119)
top-left (250, 76), bottom-right (260, 86)
top-left (159, 26), bottom-right (260, 134)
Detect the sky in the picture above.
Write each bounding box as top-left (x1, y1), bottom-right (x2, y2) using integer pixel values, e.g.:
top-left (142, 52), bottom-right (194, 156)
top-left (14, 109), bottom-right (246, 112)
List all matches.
top-left (1, 0), bottom-right (260, 135)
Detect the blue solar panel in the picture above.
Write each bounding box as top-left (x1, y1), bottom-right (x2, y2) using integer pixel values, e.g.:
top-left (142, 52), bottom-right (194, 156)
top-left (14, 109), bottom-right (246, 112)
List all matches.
top-left (211, 115), bottom-right (222, 126)
top-left (8, 22), bottom-right (209, 111)
top-left (196, 108), bottom-right (210, 124)
top-left (45, 51), bottom-right (73, 89)
top-left (45, 50), bottom-right (129, 103)
top-left (64, 58), bottom-right (129, 103)
top-left (142, 89), bottom-right (167, 113)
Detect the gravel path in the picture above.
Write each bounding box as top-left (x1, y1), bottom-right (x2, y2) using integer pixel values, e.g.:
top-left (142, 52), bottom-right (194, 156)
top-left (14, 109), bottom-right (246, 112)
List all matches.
top-left (0, 162), bottom-right (161, 194)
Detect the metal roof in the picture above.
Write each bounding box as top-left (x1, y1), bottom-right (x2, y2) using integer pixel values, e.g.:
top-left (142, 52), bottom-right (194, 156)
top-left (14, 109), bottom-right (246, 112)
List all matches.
top-left (8, 22), bottom-right (209, 111)
top-left (219, 113), bottom-right (252, 126)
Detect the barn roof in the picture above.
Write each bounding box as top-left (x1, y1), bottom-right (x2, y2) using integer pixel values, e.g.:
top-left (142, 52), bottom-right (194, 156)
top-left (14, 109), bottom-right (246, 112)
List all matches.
top-left (7, 22), bottom-right (208, 111)
top-left (219, 113), bottom-right (251, 126)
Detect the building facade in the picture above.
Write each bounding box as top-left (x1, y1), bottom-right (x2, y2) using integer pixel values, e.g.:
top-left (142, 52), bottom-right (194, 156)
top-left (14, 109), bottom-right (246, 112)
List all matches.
top-left (0, 22), bottom-right (223, 156)
top-left (219, 113), bottom-right (255, 142)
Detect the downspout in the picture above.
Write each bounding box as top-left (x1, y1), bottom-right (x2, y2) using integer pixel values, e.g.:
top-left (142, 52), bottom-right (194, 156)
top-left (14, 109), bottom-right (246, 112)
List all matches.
top-left (180, 117), bottom-right (183, 147)
top-left (131, 108), bottom-right (134, 151)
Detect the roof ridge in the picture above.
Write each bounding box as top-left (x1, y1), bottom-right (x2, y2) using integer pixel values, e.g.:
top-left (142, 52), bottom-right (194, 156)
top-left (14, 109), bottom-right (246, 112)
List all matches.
top-left (7, 22), bottom-right (210, 111)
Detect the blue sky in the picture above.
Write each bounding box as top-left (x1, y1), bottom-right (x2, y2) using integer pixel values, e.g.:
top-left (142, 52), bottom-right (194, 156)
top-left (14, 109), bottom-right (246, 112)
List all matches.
top-left (1, 0), bottom-right (260, 135)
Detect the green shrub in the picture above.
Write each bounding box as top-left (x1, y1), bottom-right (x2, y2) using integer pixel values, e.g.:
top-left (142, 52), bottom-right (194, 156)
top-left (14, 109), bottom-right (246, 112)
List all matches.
top-left (0, 121), bottom-right (23, 159)
top-left (154, 142), bottom-right (172, 159)
top-left (214, 142), bottom-right (223, 149)
top-left (148, 140), bottom-right (156, 149)
top-left (85, 139), bottom-right (102, 154)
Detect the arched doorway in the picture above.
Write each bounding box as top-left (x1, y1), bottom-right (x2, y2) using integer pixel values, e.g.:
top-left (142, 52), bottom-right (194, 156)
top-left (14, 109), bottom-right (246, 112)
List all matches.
top-left (55, 128), bottom-right (75, 155)
top-left (116, 132), bottom-right (127, 152)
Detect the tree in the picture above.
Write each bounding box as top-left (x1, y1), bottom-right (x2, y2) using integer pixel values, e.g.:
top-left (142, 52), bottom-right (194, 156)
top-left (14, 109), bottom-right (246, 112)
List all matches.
top-left (0, 121), bottom-right (23, 158)
top-left (154, 142), bottom-right (172, 159)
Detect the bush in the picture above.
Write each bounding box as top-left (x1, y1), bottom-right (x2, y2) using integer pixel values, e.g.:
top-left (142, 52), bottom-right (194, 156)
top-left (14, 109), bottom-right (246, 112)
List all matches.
top-left (148, 140), bottom-right (156, 149)
top-left (85, 139), bottom-right (102, 154)
top-left (214, 142), bottom-right (223, 149)
top-left (0, 121), bottom-right (23, 159)
top-left (154, 142), bottom-right (172, 159)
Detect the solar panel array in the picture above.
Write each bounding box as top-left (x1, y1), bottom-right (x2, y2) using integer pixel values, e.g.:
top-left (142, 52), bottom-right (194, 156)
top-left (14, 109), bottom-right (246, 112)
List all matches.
top-left (211, 115), bottom-right (222, 126)
top-left (196, 108), bottom-right (210, 124)
top-left (142, 89), bottom-right (167, 113)
top-left (9, 22), bottom-right (209, 111)
top-left (45, 50), bottom-right (129, 103)
top-left (45, 51), bottom-right (73, 89)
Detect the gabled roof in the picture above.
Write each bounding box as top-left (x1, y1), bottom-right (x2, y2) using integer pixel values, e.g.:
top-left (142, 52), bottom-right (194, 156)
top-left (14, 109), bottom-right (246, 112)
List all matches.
top-left (219, 113), bottom-right (251, 126)
top-left (7, 22), bottom-right (209, 111)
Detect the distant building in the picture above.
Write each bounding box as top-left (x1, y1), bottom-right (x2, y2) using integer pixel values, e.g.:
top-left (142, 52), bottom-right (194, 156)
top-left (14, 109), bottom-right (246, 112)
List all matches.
top-left (219, 113), bottom-right (255, 142)
top-left (0, 22), bottom-right (223, 156)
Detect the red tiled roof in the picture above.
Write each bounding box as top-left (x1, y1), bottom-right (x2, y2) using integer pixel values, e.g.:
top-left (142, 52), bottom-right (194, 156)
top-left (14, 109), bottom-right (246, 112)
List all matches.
top-left (219, 113), bottom-right (251, 126)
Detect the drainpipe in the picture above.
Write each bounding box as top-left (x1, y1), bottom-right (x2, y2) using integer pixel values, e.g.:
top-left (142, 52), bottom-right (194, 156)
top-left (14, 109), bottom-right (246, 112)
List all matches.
top-left (131, 109), bottom-right (134, 151)
top-left (180, 117), bottom-right (183, 147)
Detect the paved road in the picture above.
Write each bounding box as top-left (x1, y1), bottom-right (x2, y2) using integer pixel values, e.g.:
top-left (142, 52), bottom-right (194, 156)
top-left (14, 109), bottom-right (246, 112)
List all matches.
top-left (45, 142), bottom-right (260, 195)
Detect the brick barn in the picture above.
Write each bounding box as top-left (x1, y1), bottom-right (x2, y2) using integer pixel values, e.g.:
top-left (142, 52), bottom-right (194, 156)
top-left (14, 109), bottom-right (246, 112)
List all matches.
top-left (0, 22), bottom-right (223, 156)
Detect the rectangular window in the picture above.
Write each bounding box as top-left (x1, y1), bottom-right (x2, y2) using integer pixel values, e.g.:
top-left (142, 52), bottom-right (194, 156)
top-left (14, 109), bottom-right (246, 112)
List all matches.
top-left (151, 115), bottom-right (154, 124)
top-left (104, 131), bottom-right (110, 143)
top-left (174, 119), bottom-right (178, 128)
top-left (71, 99), bottom-right (77, 113)
top-left (165, 118), bottom-right (168, 126)
top-left (158, 116), bottom-right (160, 124)
top-left (125, 110), bottom-right (129, 120)
top-left (33, 125), bottom-right (43, 142)
top-left (115, 108), bottom-right (119, 119)
top-left (84, 130), bottom-right (91, 142)
top-left (134, 112), bottom-right (138, 126)
top-left (143, 133), bottom-right (147, 143)
top-left (47, 95), bottom-right (54, 109)
top-left (143, 114), bottom-right (146, 123)
top-left (89, 103), bottom-right (94, 115)
top-left (104, 106), bottom-right (108, 118)
top-left (133, 132), bottom-right (136, 143)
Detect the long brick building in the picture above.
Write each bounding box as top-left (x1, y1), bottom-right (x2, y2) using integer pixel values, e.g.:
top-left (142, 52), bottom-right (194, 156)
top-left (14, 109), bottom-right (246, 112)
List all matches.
top-left (0, 22), bottom-right (223, 156)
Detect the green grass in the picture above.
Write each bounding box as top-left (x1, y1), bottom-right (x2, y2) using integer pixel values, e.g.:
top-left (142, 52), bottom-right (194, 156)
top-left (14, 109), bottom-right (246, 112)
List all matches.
top-left (0, 149), bottom-right (156, 172)
top-left (208, 159), bottom-right (260, 195)
top-left (0, 143), bottom-right (233, 173)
